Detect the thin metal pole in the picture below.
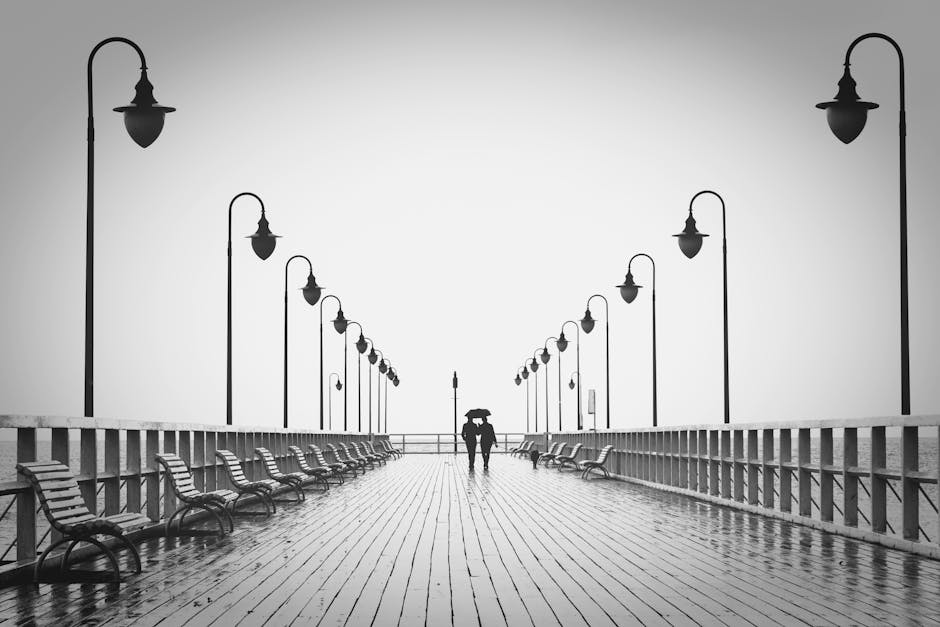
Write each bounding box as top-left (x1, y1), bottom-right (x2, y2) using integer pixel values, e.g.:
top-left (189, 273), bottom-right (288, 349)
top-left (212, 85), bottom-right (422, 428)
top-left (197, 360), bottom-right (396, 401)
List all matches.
top-left (525, 375), bottom-right (530, 432)
top-left (587, 295), bottom-right (610, 429)
top-left (357, 353), bottom-right (362, 432)
top-left (343, 331), bottom-right (348, 431)
top-left (453, 371), bottom-right (458, 453)
top-left (627, 254), bottom-right (657, 427)
top-left (283, 255), bottom-right (313, 429)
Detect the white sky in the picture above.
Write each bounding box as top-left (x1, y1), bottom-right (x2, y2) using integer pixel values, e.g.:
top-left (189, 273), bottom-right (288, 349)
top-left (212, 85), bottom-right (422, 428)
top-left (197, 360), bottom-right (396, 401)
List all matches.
top-left (1, 0), bottom-right (939, 435)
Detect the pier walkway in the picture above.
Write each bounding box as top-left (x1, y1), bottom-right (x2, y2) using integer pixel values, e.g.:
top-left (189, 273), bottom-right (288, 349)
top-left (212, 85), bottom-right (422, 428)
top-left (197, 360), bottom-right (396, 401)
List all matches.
top-left (1, 454), bottom-right (939, 626)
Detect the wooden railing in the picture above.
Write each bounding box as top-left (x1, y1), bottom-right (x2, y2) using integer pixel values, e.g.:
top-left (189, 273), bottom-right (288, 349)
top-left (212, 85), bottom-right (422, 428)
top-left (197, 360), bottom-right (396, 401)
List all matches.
top-left (527, 415), bottom-right (940, 559)
top-left (385, 433), bottom-right (525, 454)
top-left (0, 414), bottom-right (382, 581)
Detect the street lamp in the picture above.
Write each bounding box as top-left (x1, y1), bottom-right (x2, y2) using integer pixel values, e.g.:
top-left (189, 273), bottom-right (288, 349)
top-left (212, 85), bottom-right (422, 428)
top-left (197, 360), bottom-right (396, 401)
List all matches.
top-left (580, 294), bottom-right (610, 428)
top-left (328, 373), bottom-right (342, 431)
top-left (816, 33), bottom-right (911, 415)
top-left (559, 321), bottom-right (582, 429)
top-left (346, 321), bottom-right (366, 432)
top-left (618, 253), bottom-right (657, 427)
top-left (383, 360), bottom-right (395, 433)
top-left (85, 37), bottom-right (175, 417)
top-left (528, 351), bottom-right (540, 432)
top-left (544, 337), bottom-right (562, 432)
top-left (675, 190), bottom-right (730, 424)
top-left (283, 255), bottom-right (321, 429)
top-left (319, 295), bottom-right (344, 430)
top-left (226, 192), bottom-right (280, 425)
top-left (515, 366), bottom-right (530, 433)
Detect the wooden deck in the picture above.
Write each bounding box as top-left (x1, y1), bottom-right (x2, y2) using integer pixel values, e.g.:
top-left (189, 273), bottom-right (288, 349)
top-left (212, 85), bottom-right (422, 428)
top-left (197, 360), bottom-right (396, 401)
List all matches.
top-left (1, 454), bottom-right (938, 626)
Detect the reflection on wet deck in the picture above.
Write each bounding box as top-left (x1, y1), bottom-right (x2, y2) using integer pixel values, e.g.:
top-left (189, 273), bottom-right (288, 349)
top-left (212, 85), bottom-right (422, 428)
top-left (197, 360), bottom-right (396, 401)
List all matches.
top-left (1, 454), bottom-right (938, 626)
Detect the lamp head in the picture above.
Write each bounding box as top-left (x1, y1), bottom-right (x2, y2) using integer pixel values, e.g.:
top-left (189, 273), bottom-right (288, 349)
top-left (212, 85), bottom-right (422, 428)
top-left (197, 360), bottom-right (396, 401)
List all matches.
top-left (355, 333), bottom-right (368, 354)
top-left (247, 211), bottom-right (279, 260)
top-left (556, 332), bottom-right (568, 353)
top-left (378, 359), bottom-right (388, 374)
top-left (335, 379), bottom-right (343, 391)
top-left (301, 273), bottom-right (322, 306)
top-left (521, 367), bottom-right (529, 380)
top-left (393, 377), bottom-right (400, 387)
top-left (568, 378), bottom-right (575, 390)
top-left (529, 357), bottom-right (539, 372)
top-left (368, 348), bottom-right (378, 365)
top-left (540, 348), bottom-right (550, 364)
top-left (514, 374), bottom-right (522, 386)
top-left (674, 212), bottom-right (708, 259)
top-left (580, 309), bottom-right (595, 334)
top-left (617, 270), bottom-right (641, 304)
top-left (816, 65), bottom-right (878, 144)
top-left (332, 308), bottom-right (348, 334)
top-left (113, 70), bottom-right (175, 148)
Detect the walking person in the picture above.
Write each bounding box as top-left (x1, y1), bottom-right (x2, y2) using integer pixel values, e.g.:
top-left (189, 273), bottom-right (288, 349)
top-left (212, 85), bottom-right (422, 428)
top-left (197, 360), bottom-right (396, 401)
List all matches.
top-left (461, 413), bottom-right (479, 471)
top-left (478, 415), bottom-right (497, 470)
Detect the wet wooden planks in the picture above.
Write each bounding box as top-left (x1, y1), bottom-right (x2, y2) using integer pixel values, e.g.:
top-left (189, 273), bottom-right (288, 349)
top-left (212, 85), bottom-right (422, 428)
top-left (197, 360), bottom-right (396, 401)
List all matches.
top-left (1, 455), bottom-right (939, 626)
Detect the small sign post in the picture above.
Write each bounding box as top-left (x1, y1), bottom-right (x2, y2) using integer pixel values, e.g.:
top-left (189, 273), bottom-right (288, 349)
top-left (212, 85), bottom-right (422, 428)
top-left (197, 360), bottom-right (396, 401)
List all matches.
top-left (588, 389), bottom-right (596, 431)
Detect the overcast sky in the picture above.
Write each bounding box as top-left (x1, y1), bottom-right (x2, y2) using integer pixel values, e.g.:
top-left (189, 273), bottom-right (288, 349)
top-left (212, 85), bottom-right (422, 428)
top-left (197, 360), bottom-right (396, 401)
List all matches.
top-left (1, 0), bottom-right (939, 435)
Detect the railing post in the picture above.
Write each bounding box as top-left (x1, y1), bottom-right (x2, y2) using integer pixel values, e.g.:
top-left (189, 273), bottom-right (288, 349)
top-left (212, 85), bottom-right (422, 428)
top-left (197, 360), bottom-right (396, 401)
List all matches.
top-left (15, 427), bottom-right (36, 563)
top-left (127, 430), bottom-right (141, 514)
top-left (163, 430), bottom-right (177, 518)
top-left (205, 430), bottom-right (217, 491)
top-left (762, 429), bottom-right (774, 510)
top-left (708, 430), bottom-right (719, 496)
top-left (780, 429), bottom-right (792, 513)
top-left (798, 428), bottom-right (811, 517)
top-left (145, 430), bottom-right (160, 522)
top-left (747, 429), bottom-right (758, 505)
top-left (50, 427), bottom-right (69, 544)
top-left (871, 426), bottom-right (887, 534)
top-left (685, 430), bottom-right (695, 489)
top-left (699, 429), bottom-right (709, 494)
top-left (820, 428), bottom-right (833, 522)
top-left (733, 430), bottom-right (743, 502)
top-left (104, 428), bottom-right (120, 515)
top-left (901, 426), bottom-right (919, 540)
top-left (80, 428), bottom-right (97, 514)
top-left (720, 430), bottom-right (731, 499)
top-left (194, 430), bottom-right (205, 491)
top-left (843, 427), bottom-right (858, 527)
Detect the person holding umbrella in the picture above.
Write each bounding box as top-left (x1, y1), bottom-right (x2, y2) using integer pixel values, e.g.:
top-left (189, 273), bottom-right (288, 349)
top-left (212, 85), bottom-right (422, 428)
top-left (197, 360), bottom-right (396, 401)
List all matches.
top-left (462, 409), bottom-right (487, 471)
top-left (478, 414), bottom-right (497, 470)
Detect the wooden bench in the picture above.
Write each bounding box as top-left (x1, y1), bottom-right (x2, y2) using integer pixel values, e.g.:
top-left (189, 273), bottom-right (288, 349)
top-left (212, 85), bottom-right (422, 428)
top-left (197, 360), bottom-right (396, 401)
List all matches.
top-left (327, 444), bottom-right (367, 472)
top-left (539, 442), bottom-right (567, 466)
top-left (578, 445), bottom-right (615, 479)
top-left (555, 443), bottom-right (583, 470)
top-left (16, 461), bottom-right (151, 582)
top-left (350, 442), bottom-right (384, 466)
top-left (510, 441), bottom-right (532, 457)
top-left (364, 441), bottom-right (391, 462)
top-left (380, 440), bottom-right (403, 458)
top-left (340, 443), bottom-right (375, 470)
top-left (288, 445), bottom-right (340, 486)
top-left (155, 453), bottom-right (237, 538)
top-left (215, 450), bottom-right (279, 515)
top-left (255, 447), bottom-right (307, 501)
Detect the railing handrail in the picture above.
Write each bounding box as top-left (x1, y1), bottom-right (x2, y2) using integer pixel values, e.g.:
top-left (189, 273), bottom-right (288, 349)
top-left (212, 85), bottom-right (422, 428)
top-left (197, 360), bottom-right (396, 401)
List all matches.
top-left (0, 414), bottom-right (370, 434)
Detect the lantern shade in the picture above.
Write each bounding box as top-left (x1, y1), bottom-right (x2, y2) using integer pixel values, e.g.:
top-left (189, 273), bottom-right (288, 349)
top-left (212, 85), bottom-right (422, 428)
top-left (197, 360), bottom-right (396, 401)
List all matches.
top-left (529, 358), bottom-right (539, 372)
top-left (368, 349), bottom-right (378, 365)
top-left (113, 70), bottom-right (175, 148)
top-left (580, 309), bottom-right (595, 334)
top-left (540, 349), bottom-right (550, 364)
top-left (301, 273), bottom-right (322, 306)
top-left (393, 378), bottom-right (400, 387)
top-left (514, 374), bottom-right (522, 386)
top-left (568, 378), bottom-right (575, 390)
top-left (521, 368), bottom-right (529, 380)
top-left (335, 379), bottom-right (343, 391)
top-left (333, 309), bottom-right (348, 334)
top-left (247, 212), bottom-right (279, 260)
top-left (556, 333), bottom-right (569, 352)
top-left (816, 66), bottom-right (878, 144)
top-left (674, 213), bottom-right (708, 259)
top-left (379, 359), bottom-right (388, 374)
top-left (355, 334), bottom-right (368, 354)
top-left (617, 271), bottom-right (641, 304)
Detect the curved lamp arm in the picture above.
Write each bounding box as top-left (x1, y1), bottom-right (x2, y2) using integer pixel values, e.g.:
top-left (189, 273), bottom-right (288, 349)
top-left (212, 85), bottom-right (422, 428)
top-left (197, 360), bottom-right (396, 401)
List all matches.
top-left (284, 254), bottom-right (313, 292)
top-left (586, 294), bottom-right (609, 317)
top-left (845, 33), bottom-right (904, 110)
top-left (689, 190), bottom-right (726, 239)
top-left (228, 192), bottom-right (264, 245)
top-left (319, 294), bottom-right (342, 325)
top-left (88, 37), bottom-right (147, 116)
top-left (627, 253), bottom-right (656, 290)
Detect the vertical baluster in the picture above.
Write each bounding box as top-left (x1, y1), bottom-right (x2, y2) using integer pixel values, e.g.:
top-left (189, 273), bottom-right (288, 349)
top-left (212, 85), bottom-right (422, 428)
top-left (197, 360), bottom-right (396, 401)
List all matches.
top-left (762, 429), bottom-right (774, 509)
top-left (901, 426), bottom-right (919, 540)
top-left (194, 431), bottom-right (205, 491)
top-left (236, 432), bottom-right (246, 479)
top-left (798, 428), bottom-right (811, 517)
top-left (163, 430), bottom-right (177, 518)
top-left (50, 427), bottom-right (69, 543)
top-left (699, 429), bottom-right (708, 494)
top-left (656, 432), bottom-right (664, 484)
top-left (673, 432), bottom-right (681, 486)
top-left (709, 430), bottom-right (719, 496)
top-left (680, 430), bottom-right (689, 489)
top-left (80, 428), bottom-right (97, 514)
top-left (179, 430), bottom-right (192, 487)
top-left (15, 427), bottom-right (36, 562)
top-left (747, 430), bottom-right (758, 505)
top-left (205, 431), bottom-right (217, 491)
top-left (843, 427), bottom-right (858, 527)
top-left (733, 430), bottom-right (743, 502)
top-left (871, 426), bottom-right (887, 534)
top-left (820, 428), bottom-right (833, 522)
top-left (127, 430), bottom-right (141, 514)
top-left (720, 430), bottom-right (730, 498)
top-left (104, 429), bottom-right (120, 515)
top-left (780, 429), bottom-right (792, 513)
top-left (145, 430), bottom-right (160, 522)
top-left (645, 432), bottom-right (652, 481)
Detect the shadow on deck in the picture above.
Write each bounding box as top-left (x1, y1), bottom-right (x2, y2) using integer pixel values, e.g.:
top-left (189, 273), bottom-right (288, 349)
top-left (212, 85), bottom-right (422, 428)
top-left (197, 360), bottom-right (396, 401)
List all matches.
top-left (1, 455), bottom-right (938, 626)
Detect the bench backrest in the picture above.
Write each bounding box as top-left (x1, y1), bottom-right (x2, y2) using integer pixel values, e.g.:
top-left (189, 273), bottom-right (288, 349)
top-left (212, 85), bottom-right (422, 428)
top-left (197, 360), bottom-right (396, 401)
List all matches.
top-left (345, 443), bottom-right (364, 458)
top-left (215, 449), bottom-right (251, 488)
top-left (288, 446), bottom-right (315, 473)
top-left (16, 461), bottom-right (94, 533)
top-left (255, 447), bottom-right (285, 479)
top-left (566, 443), bottom-right (583, 459)
top-left (308, 445), bottom-right (332, 468)
top-left (595, 444), bottom-right (614, 464)
top-left (545, 442), bottom-right (560, 457)
top-left (554, 442), bottom-right (568, 456)
top-left (326, 443), bottom-right (349, 462)
top-left (155, 453), bottom-right (202, 502)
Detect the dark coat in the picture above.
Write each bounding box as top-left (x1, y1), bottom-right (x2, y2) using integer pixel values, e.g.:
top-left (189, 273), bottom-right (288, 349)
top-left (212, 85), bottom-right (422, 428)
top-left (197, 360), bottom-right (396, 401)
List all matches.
top-left (478, 422), bottom-right (497, 447)
top-left (461, 421), bottom-right (478, 443)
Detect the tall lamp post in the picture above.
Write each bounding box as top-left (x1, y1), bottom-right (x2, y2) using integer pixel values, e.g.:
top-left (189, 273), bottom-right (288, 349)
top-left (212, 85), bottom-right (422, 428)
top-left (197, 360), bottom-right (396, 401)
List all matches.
top-left (674, 190), bottom-right (730, 423)
top-left (618, 253), bottom-right (658, 427)
top-left (349, 322), bottom-right (367, 432)
top-left (528, 353), bottom-right (540, 433)
top-left (515, 366), bottom-right (530, 433)
top-left (543, 337), bottom-right (562, 432)
top-left (378, 356), bottom-right (390, 433)
top-left (283, 255), bottom-right (321, 429)
top-left (558, 321), bottom-right (581, 429)
top-left (816, 33), bottom-right (911, 415)
top-left (453, 371), bottom-right (458, 453)
top-left (580, 295), bottom-right (610, 428)
top-left (319, 295), bottom-right (344, 430)
top-left (227, 193), bottom-right (279, 425)
top-left (85, 37), bottom-right (175, 417)
top-left (366, 343), bottom-right (380, 437)
top-left (328, 373), bottom-right (342, 431)
top-left (385, 365), bottom-right (398, 433)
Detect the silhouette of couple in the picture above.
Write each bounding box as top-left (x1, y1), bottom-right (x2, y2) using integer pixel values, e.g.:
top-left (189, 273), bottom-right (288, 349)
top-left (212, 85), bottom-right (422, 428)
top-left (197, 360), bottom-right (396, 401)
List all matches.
top-left (461, 414), bottom-right (497, 471)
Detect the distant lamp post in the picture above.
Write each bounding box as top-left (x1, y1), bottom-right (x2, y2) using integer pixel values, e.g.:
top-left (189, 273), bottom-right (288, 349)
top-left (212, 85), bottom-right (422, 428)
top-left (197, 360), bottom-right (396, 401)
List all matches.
top-left (816, 33), bottom-right (911, 415)
top-left (559, 321), bottom-right (581, 429)
top-left (675, 190), bottom-right (730, 424)
top-left (319, 295), bottom-right (344, 430)
top-left (226, 192), bottom-right (280, 425)
top-left (544, 337), bottom-right (562, 432)
top-left (581, 295), bottom-right (610, 428)
top-left (568, 371), bottom-right (579, 390)
top-left (85, 37), bottom-right (175, 418)
top-left (328, 373), bottom-right (342, 431)
top-left (516, 366), bottom-right (530, 432)
top-left (618, 253), bottom-right (657, 427)
top-left (283, 255), bottom-right (321, 429)
top-left (383, 360), bottom-right (394, 432)
top-left (346, 321), bottom-right (366, 432)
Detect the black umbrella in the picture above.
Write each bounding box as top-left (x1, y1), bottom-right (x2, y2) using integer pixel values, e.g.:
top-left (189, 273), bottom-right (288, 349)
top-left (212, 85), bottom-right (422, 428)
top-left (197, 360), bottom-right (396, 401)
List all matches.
top-left (464, 408), bottom-right (491, 419)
